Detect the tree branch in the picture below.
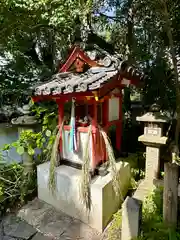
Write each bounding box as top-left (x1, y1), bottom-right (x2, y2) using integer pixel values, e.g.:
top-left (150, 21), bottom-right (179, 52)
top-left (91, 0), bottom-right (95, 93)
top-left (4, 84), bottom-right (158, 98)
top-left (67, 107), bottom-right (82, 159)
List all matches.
top-left (0, 176), bottom-right (16, 184)
top-left (98, 13), bottom-right (124, 21)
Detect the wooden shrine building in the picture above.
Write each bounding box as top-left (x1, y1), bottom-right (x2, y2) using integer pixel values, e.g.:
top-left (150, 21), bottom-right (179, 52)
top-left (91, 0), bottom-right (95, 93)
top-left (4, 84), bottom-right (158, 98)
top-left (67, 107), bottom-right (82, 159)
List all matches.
top-left (32, 43), bottom-right (144, 171)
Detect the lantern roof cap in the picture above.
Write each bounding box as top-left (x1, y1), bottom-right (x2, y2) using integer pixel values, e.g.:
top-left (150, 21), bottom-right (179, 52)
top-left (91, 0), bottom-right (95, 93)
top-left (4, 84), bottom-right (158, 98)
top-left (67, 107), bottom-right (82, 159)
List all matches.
top-left (136, 111), bottom-right (170, 123)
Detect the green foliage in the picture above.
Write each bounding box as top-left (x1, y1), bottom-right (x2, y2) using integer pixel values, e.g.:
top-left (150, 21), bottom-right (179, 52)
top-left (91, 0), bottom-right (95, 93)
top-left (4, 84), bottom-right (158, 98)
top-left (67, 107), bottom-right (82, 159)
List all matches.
top-left (124, 153), bottom-right (145, 189)
top-left (0, 102), bottom-right (59, 214)
top-left (108, 187), bottom-right (180, 240)
top-left (0, 156), bottom-right (37, 214)
top-left (2, 102), bottom-right (58, 162)
top-left (136, 187), bottom-right (180, 240)
top-left (3, 130), bottom-right (44, 156)
top-left (106, 209), bottom-right (122, 240)
top-left (0, 0), bottom-right (180, 111)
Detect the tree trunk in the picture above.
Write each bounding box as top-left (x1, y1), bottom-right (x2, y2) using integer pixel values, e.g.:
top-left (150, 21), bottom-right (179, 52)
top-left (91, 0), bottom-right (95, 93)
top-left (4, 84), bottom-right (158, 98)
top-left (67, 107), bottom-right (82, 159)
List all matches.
top-left (127, 0), bottom-right (135, 64)
top-left (163, 162), bottom-right (178, 226)
top-left (161, 0), bottom-right (180, 160)
top-left (124, 0), bottom-right (135, 112)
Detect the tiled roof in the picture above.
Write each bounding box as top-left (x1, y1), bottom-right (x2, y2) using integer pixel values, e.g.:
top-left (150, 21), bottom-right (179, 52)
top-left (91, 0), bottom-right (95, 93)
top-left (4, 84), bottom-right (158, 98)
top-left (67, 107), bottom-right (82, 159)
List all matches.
top-left (34, 67), bottom-right (118, 96)
top-left (33, 47), bottom-right (144, 96)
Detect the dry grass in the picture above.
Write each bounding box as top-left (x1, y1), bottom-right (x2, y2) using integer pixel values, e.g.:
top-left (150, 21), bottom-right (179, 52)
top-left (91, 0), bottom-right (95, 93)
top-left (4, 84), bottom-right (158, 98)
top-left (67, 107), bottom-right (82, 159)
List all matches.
top-left (80, 123), bottom-right (123, 211)
top-left (80, 124), bottom-right (92, 211)
top-left (99, 126), bottom-right (123, 202)
top-left (48, 120), bottom-right (65, 194)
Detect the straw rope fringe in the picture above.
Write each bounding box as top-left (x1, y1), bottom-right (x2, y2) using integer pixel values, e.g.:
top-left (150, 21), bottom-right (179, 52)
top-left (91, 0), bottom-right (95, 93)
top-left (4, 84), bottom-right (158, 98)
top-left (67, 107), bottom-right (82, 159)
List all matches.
top-left (99, 126), bottom-right (124, 202)
top-left (80, 124), bottom-right (92, 212)
top-left (48, 119), bottom-right (65, 194)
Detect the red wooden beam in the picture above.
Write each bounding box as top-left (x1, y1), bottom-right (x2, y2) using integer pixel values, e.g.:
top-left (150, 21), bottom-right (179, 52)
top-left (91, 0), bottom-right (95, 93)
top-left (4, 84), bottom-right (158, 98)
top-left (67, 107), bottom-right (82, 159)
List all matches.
top-left (98, 75), bottom-right (122, 98)
top-left (116, 90), bottom-right (123, 151)
top-left (59, 46), bottom-right (99, 72)
top-left (64, 125), bottom-right (89, 133)
top-left (102, 99), bottom-right (109, 126)
top-left (57, 101), bottom-right (64, 152)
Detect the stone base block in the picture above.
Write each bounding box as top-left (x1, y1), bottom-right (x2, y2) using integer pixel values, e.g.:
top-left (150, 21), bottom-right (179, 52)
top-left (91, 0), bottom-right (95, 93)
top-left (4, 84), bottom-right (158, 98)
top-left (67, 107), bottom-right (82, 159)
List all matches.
top-left (37, 161), bottom-right (131, 233)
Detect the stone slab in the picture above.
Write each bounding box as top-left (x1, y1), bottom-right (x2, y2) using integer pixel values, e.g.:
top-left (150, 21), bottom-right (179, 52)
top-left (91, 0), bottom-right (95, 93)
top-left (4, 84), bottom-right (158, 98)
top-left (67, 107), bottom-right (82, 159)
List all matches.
top-left (37, 161), bottom-right (131, 233)
top-left (138, 135), bottom-right (167, 145)
top-left (18, 199), bottom-right (73, 239)
top-left (0, 221), bottom-right (4, 239)
top-left (61, 218), bottom-right (101, 240)
top-left (18, 199), bottom-right (101, 240)
top-left (18, 198), bottom-right (54, 229)
top-left (32, 232), bottom-right (53, 240)
top-left (2, 236), bottom-right (17, 240)
top-left (136, 112), bottom-right (170, 123)
top-left (3, 215), bottom-right (37, 239)
top-left (133, 180), bottom-right (155, 202)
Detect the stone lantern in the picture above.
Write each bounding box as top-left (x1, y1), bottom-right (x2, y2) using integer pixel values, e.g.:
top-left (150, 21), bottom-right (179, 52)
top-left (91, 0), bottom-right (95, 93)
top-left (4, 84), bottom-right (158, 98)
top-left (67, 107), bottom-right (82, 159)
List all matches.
top-left (136, 104), bottom-right (170, 181)
top-left (11, 104), bottom-right (38, 174)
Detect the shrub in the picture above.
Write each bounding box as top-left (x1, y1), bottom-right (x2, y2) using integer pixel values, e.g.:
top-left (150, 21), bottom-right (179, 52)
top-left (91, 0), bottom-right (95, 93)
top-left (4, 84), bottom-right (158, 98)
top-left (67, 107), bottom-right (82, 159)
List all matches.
top-left (0, 156), bottom-right (37, 215)
top-left (137, 187), bottom-right (180, 240)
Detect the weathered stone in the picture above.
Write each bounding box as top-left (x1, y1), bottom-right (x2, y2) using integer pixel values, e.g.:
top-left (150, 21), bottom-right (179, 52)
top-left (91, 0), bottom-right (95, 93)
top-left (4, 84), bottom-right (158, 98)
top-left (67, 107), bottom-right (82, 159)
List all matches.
top-left (2, 236), bottom-right (17, 240)
top-left (18, 199), bottom-right (103, 240)
top-left (3, 215), bottom-right (37, 239)
top-left (137, 111), bottom-right (170, 182)
top-left (146, 146), bottom-right (160, 180)
top-left (0, 221), bottom-right (4, 239)
top-left (121, 197), bottom-right (142, 240)
top-left (18, 198), bottom-right (73, 234)
top-left (32, 232), bottom-right (53, 240)
top-left (136, 112), bottom-right (170, 123)
top-left (61, 218), bottom-right (101, 240)
top-left (133, 180), bottom-right (155, 202)
top-left (138, 135), bottom-right (167, 145)
top-left (18, 198), bottom-right (50, 228)
top-left (39, 220), bottom-right (69, 238)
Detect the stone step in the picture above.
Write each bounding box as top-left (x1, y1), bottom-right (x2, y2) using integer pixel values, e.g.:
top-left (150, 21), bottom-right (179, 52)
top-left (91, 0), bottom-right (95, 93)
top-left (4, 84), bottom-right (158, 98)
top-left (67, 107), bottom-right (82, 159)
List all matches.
top-left (18, 198), bottom-right (102, 240)
top-left (133, 180), bottom-right (155, 202)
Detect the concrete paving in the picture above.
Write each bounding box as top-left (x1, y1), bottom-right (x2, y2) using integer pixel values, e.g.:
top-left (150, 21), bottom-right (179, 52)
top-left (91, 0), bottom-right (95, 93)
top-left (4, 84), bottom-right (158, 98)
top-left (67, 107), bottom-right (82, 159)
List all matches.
top-left (0, 214), bottom-right (52, 240)
top-left (0, 198), bottom-right (121, 240)
top-left (17, 198), bottom-right (102, 240)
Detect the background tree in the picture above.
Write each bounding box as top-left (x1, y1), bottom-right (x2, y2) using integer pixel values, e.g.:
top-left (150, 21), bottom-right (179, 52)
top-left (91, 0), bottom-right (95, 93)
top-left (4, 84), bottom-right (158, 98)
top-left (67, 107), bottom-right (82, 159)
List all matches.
top-left (0, 0), bottom-right (180, 115)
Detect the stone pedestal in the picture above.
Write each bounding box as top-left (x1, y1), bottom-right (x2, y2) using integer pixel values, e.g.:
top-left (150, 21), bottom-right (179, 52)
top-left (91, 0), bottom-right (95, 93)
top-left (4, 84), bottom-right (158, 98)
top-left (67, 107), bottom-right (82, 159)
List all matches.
top-left (37, 161), bottom-right (131, 233)
top-left (137, 109), bottom-right (170, 182)
top-left (146, 146), bottom-right (159, 180)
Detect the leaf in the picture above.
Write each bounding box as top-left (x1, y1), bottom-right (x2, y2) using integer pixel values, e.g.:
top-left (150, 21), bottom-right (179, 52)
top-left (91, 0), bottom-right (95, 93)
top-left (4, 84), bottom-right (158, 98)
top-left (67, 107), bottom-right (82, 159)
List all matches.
top-left (42, 126), bottom-right (47, 132)
top-left (45, 130), bottom-right (51, 137)
top-left (28, 147), bottom-right (35, 156)
top-left (12, 142), bottom-right (18, 148)
top-left (2, 144), bottom-right (11, 150)
top-left (17, 146), bottom-right (25, 155)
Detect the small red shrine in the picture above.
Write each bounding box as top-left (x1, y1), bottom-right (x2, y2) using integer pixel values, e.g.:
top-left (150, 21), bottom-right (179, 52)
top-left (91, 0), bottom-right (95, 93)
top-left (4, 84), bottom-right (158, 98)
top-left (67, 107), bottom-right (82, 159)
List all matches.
top-left (32, 44), bottom-right (144, 171)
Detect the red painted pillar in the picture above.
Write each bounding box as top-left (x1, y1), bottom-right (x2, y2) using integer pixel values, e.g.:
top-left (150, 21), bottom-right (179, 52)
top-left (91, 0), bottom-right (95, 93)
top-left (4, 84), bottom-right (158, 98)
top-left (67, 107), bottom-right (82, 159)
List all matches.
top-left (102, 98), bottom-right (109, 127)
top-left (102, 98), bottom-right (109, 161)
top-left (116, 90), bottom-right (123, 151)
top-left (57, 100), bottom-right (64, 152)
top-left (91, 101), bottom-right (98, 169)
